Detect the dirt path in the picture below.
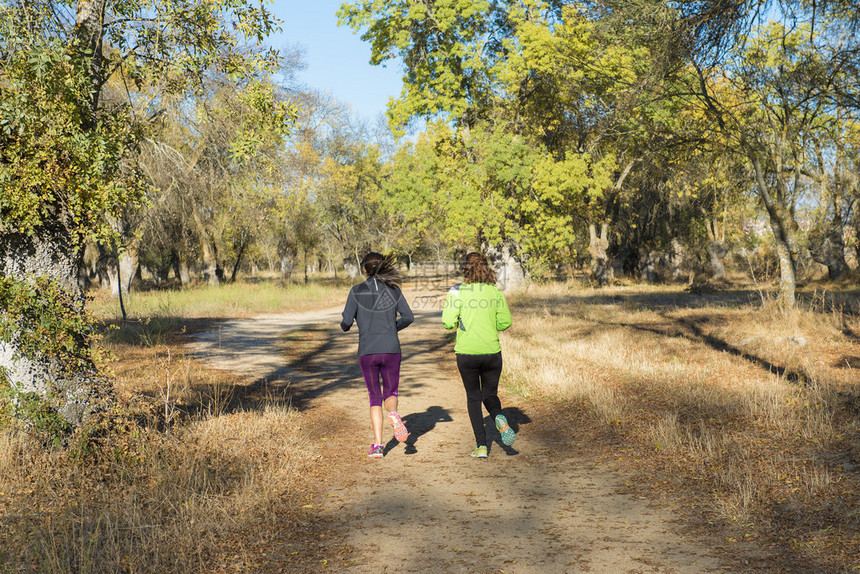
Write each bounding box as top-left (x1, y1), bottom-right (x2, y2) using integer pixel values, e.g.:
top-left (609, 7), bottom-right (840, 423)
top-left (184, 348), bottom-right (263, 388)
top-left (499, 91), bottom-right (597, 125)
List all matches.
top-left (189, 294), bottom-right (737, 573)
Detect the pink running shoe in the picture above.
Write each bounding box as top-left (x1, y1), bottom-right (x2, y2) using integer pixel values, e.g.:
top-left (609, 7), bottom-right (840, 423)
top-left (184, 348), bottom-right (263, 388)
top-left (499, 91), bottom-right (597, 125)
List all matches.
top-left (388, 411), bottom-right (408, 442)
top-left (367, 444), bottom-right (384, 458)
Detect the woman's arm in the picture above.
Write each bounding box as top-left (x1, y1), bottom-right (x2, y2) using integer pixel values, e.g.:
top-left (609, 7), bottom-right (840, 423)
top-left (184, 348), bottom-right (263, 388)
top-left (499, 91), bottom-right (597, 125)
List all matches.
top-left (340, 289), bottom-right (357, 331)
top-left (395, 287), bottom-right (414, 331)
top-left (495, 290), bottom-right (512, 331)
top-left (441, 285), bottom-right (461, 330)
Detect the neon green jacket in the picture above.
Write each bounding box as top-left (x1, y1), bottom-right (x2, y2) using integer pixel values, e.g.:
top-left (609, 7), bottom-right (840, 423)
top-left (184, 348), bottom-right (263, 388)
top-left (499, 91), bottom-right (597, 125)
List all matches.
top-left (442, 282), bottom-right (512, 354)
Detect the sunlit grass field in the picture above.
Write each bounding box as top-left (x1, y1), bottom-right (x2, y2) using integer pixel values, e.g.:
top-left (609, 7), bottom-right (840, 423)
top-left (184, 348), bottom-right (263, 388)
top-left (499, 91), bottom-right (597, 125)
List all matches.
top-left (502, 281), bottom-right (860, 569)
top-left (88, 276), bottom-right (352, 320)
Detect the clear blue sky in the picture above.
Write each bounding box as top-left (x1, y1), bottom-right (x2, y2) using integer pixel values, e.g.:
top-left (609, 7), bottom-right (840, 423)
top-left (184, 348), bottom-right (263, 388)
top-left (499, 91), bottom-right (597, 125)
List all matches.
top-left (267, 0), bottom-right (403, 122)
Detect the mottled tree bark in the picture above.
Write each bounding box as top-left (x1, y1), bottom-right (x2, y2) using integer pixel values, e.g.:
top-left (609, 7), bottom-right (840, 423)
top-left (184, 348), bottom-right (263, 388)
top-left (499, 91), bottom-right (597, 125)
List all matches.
top-left (193, 211), bottom-right (224, 286)
top-left (808, 164), bottom-right (849, 280)
top-left (810, 221), bottom-right (849, 280)
top-left (104, 242), bottom-right (140, 297)
top-left (483, 242), bottom-right (527, 291)
top-left (705, 219), bottom-right (729, 280)
top-left (175, 251), bottom-right (192, 285)
top-left (0, 219), bottom-right (108, 426)
top-left (277, 235), bottom-right (297, 283)
top-left (588, 223), bottom-right (613, 287)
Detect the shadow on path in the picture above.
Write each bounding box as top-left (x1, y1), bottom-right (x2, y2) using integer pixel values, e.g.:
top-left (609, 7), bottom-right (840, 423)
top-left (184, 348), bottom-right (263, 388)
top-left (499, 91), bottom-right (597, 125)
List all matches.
top-left (385, 405), bottom-right (453, 455)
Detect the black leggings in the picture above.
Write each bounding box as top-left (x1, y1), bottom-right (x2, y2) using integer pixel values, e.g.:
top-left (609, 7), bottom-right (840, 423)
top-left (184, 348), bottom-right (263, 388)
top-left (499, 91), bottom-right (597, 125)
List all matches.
top-left (456, 352), bottom-right (504, 446)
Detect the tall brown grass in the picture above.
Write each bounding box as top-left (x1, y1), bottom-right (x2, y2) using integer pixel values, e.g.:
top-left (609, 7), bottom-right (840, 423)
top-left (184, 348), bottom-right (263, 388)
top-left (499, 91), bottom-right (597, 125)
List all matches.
top-left (88, 276), bottom-right (350, 320)
top-left (0, 315), bottom-right (317, 572)
top-left (0, 276), bottom-right (385, 571)
top-left (503, 281), bottom-right (859, 566)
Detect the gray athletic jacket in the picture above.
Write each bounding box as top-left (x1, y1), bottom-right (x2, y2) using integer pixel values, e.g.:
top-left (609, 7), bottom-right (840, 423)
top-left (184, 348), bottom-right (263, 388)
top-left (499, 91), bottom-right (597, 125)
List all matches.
top-left (340, 277), bottom-right (414, 356)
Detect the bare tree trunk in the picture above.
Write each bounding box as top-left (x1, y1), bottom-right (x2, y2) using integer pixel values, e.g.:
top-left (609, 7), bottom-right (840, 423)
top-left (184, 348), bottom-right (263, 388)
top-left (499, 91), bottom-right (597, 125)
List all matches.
top-left (263, 243), bottom-right (275, 273)
top-left (751, 156), bottom-right (798, 307)
top-left (229, 230), bottom-right (249, 283)
top-left (192, 208), bottom-right (224, 286)
top-left (116, 253), bottom-right (128, 320)
top-left (119, 245), bottom-right (139, 295)
top-left (809, 177), bottom-right (849, 280)
top-left (707, 242), bottom-right (729, 279)
top-left (588, 223), bottom-right (613, 286)
top-left (807, 142), bottom-right (849, 280)
top-left (172, 250), bottom-right (192, 286)
top-left (810, 221), bottom-right (849, 280)
top-left (277, 235), bottom-right (296, 283)
top-left (705, 219), bottom-right (729, 280)
top-left (170, 250), bottom-right (181, 284)
top-left (343, 258), bottom-right (359, 279)
top-left (282, 260), bottom-right (293, 282)
top-left (103, 244), bottom-right (138, 297)
top-left (482, 242), bottom-right (527, 291)
top-left (200, 239), bottom-right (223, 285)
top-left (74, 0), bottom-right (107, 127)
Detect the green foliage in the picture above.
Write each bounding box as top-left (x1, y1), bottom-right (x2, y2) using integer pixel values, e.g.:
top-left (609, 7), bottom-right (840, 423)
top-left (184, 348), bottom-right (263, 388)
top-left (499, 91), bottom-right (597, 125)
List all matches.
top-left (314, 131), bottom-right (386, 258)
top-left (0, 0), bottom-right (286, 245)
top-left (0, 387), bottom-right (72, 447)
top-left (340, 0), bottom-right (679, 268)
top-left (382, 122), bottom-right (526, 250)
top-left (338, 0), bottom-right (510, 128)
top-left (0, 367), bottom-right (74, 447)
top-left (523, 152), bottom-right (616, 262)
top-left (0, 277), bottom-right (102, 372)
top-left (382, 120), bottom-right (618, 264)
top-left (0, 8), bottom-right (142, 244)
top-left (225, 80), bottom-right (298, 170)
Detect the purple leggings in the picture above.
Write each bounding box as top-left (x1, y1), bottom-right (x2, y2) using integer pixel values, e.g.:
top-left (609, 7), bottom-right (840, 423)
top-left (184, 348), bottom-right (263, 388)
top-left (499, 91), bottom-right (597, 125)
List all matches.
top-left (359, 353), bottom-right (402, 407)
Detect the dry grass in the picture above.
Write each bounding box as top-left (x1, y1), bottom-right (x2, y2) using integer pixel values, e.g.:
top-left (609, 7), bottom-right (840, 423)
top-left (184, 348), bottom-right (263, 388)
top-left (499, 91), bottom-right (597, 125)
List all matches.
top-left (3, 276), bottom-right (857, 571)
top-left (0, 283), bottom-right (331, 573)
top-left (504, 280), bottom-right (860, 571)
top-left (0, 403), bottom-right (312, 572)
top-left (1, 277), bottom-right (364, 572)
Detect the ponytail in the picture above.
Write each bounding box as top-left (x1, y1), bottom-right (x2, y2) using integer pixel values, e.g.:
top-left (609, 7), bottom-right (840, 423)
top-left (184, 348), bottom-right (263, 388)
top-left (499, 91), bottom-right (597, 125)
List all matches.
top-left (361, 252), bottom-right (403, 287)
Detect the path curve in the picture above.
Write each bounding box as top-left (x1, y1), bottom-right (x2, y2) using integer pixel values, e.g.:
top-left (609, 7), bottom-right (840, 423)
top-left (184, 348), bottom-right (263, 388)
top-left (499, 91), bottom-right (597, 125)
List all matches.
top-left (189, 295), bottom-right (734, 573)
top-left (187, 307), bottom-right (344, 379)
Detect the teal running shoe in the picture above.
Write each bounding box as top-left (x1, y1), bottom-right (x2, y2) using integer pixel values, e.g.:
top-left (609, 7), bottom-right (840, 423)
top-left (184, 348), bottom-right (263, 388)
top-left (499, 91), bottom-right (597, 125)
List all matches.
top-left (470, 445), bottom-right (488, 458)
top-left (495, 414), bottom-right (516, 446)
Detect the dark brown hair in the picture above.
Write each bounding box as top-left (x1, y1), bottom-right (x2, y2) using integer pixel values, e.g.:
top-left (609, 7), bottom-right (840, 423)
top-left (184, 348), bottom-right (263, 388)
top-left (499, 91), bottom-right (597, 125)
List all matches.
top-left (361, 252), bottom-right (403, 287)
top-left (461, 252), bottom-right (496, 285)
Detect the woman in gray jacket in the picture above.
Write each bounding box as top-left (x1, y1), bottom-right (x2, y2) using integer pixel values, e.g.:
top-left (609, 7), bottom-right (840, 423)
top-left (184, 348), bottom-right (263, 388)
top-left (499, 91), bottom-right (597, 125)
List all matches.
top-left (341, 252), bottom-right (414, 458)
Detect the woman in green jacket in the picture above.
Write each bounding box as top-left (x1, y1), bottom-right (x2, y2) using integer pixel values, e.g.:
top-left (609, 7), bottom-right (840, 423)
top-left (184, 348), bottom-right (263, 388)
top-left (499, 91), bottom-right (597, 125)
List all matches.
top-left (442, 252), bottom-right (516, 458)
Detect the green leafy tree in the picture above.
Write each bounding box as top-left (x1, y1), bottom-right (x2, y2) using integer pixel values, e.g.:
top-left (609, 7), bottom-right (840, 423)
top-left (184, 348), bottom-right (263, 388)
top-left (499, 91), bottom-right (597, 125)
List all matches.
top-left (0, 0), bottom-right (283, 427)
top-left (379, 133), bottom-right (440, 266)
top-left (316, 129), bottom-right (386, 269)
top-left (341, 1), bottom-right (695, 285)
